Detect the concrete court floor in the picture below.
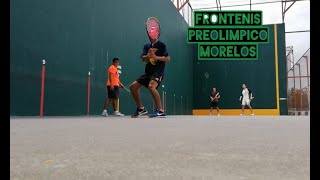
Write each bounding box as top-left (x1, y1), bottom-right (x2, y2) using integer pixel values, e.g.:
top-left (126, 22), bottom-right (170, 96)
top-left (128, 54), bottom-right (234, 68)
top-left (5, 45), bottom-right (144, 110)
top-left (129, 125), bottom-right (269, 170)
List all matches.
top-left (10, 115), bottom-right (310, 180)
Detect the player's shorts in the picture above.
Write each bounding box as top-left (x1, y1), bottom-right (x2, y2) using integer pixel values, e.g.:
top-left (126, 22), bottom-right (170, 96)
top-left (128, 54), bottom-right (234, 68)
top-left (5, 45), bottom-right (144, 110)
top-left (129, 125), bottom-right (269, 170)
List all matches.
top-left (136, 72), bottom-right (164, 88)
top-left (242, 98), bottom-right (251, 106)
top-left (107, 86), bottom-right (119, 99)
top-left (210, 101), bottom-right (219, 108)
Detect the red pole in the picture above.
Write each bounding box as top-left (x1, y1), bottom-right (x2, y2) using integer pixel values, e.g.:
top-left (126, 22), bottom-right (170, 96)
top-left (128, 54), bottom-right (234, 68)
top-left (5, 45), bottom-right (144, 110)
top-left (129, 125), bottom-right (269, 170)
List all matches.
top-left (177, 0), bottom-right (179, 10)
top-left (305, 56), bottom-right (309, 88)
top-left (293, 67), bottom-right (296, 89)
top-left (40, 60), bottom-right (46, 117)
top-left (298, 64), bottom-right (302, 111)
top-left (87, 71), bottom-right (91, 116)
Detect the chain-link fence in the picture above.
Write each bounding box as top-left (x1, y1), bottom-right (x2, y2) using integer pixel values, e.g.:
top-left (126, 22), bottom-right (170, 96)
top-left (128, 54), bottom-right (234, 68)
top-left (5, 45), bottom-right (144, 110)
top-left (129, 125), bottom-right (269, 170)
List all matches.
top-left (171, 0), bottom-right (193, 26)
top-left (287, 48), bottom-right (310, 115)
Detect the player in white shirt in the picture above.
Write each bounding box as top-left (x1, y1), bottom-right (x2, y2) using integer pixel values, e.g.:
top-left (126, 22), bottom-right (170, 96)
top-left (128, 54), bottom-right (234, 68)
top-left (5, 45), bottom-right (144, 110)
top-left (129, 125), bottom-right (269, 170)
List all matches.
top-left (239, 84), bottom-right (254, 116)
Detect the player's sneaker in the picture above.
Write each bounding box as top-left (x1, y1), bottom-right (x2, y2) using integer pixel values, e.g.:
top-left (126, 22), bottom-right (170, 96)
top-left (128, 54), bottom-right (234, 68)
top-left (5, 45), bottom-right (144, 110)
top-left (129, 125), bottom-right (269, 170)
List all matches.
top-left (101, 110), bottom-right (108, 117)
top-left (251, 113), bottom-right (255, 116)
top-left (148, 109), bottom-right (166, 118)
top-left (113, 111), bottom-right (124, 116)
top-left (131, 107), bottom-right (148, 118)
top-left (240, 114), bottom-right (244, 116)
top-left (217, 114), bottom-right (220, 116)
top-left (208, 113), bottom-right (212, 116)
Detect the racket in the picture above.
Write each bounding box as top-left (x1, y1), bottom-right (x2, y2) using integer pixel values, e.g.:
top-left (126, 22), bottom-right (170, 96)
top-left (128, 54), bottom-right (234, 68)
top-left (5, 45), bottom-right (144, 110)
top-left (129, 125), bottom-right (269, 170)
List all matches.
top-left (123, 86), bottom-right (130, 92)
top-left (211, 92), bottom-right (220, 101)
top-left (119, 83), bottom-right (130, 92)
top-left (120, 84), bottom-right (130, 92)
top-left (146, 17), bottom-right (161, 64)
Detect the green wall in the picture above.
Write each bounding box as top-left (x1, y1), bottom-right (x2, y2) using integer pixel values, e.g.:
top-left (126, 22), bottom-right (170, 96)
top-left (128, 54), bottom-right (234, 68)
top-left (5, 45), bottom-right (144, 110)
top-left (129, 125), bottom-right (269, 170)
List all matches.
top-left (192, 23), bottom-right (287, 115)
top-left (10, 0), bottom-right (196, 116)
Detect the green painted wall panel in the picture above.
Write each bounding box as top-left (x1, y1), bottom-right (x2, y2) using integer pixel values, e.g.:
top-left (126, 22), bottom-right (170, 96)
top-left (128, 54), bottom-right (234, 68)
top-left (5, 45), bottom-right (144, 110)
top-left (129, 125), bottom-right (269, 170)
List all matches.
top-left (10, 0), bottom-right (287, 116)
top-left (10, 0), bottom-right (195, 116)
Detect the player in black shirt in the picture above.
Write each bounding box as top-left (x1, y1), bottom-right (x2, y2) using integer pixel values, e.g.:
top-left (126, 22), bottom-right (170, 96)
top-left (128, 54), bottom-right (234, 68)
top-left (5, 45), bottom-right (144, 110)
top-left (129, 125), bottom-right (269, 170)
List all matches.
top-left (209, 87), bottom-right (221, 116)
top-left (130, 38), bottom-right (170, 118)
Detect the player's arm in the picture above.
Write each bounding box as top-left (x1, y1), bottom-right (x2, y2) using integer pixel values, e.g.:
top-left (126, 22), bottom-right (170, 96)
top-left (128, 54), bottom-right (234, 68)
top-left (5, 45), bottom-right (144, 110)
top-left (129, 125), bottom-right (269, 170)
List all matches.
top-left (249, 89), bottom-right (253, 100)
top-left (239, 92), bottom-right (243, 101)
top-left (119, 81), bottom-right (124, 88)
top-left (148, 52), bottom-right (170, 62)
top-left (141, 55), bottom-right (149, 62)
top-left (154, 55), bottom-right (171, 62)
top-left (217, 93), bottom-right (221, 99)
top-left (140, 45), bottom-right (149, 62)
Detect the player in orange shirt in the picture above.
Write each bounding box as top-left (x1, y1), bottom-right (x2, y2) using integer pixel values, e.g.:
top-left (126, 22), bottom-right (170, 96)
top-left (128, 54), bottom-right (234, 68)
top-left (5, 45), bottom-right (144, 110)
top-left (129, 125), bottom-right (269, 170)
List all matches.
top-left (101, 58), bottom-right (125, 116)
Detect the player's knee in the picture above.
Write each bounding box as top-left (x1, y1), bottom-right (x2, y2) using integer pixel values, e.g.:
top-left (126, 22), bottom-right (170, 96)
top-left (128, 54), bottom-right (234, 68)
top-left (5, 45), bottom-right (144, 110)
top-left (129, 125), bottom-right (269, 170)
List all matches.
top-left (130, 82), bottom-right (138, 91)
top-left (148, 84), bottom-right (156, 90)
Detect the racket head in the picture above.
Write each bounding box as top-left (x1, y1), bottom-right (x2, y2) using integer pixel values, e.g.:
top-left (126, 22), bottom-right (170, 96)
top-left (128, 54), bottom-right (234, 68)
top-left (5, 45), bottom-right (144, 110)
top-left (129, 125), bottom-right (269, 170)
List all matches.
top-left (146, 17), bottom-right (160, 42)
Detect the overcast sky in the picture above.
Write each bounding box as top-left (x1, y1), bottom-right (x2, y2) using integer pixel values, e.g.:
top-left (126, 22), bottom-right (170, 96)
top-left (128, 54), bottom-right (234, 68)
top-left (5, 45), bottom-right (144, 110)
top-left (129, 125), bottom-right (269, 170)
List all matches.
top-left (178, 0), bottom-right (310, 63)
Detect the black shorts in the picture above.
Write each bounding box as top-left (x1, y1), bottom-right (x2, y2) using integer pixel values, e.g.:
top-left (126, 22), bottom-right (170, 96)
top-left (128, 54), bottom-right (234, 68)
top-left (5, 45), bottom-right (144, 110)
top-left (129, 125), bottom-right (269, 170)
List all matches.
top-left (211, 101), bottom-right (219, 108)
top-left (136, 72), bottom-right (164, 88)
top-left (107, 86), bottom-right (119, 99)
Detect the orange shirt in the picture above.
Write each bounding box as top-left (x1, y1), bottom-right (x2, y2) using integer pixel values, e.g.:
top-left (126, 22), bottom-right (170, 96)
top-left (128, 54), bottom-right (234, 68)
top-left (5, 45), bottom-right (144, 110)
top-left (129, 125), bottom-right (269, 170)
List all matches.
top-left (106, 65), bottom-right (119, 86)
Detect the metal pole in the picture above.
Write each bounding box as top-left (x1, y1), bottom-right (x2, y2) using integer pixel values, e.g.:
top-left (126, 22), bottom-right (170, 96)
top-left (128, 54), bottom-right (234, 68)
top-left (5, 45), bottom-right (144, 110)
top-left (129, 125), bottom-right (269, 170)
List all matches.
top-left (298, 64), bottom-right (302, 90)
top-left (186, 96), bottom-right (188, 115)
top-left (216, 0), bottom-right (219, 10)
top-left (287, 76), bottom-right (310, 78)
top-left (305, 56), bottom-right (310, 111)
top-left (282, 0), bottom-right (284, 23)
top-left (293, 59), bottom-right (296, 111)
top-left (87, 71), bottom-right (91, 116)
top-left (305, 56), bottom-right (309, 88)
top-left (177, 0), bottom-right (179, 10)
top-left (181, 96), bottom-right (183, 115)
top-left (106, 50), bottom-right (109, 66)
top-left (173, 94), bottom-right (176, 115)
top-left (162, 91), bottom-right (164, 111)
top-left (178, 0), bottom-right (190, 11)
top-left (164, 92), bottom-right (166, 112)
top-left (298, 64), bottom-right (302, 111)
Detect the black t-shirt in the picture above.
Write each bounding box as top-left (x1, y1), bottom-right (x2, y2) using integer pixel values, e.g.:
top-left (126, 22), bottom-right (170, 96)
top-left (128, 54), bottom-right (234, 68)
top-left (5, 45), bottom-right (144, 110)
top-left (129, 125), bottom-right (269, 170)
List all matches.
top-left (210, 91), bottom-right (219, 102)
top-left (140, 40), bottom-right (169, 76)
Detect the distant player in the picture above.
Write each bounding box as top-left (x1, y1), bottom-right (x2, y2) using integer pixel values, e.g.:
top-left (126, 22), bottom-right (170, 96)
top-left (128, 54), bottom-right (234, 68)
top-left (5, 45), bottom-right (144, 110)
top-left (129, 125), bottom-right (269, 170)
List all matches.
top-left (101, 58), bottom-right (125, 117)
top-left (209, 87), bottom-right (220, 116)
top-left (239, 83), bottom-right (254, 116)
